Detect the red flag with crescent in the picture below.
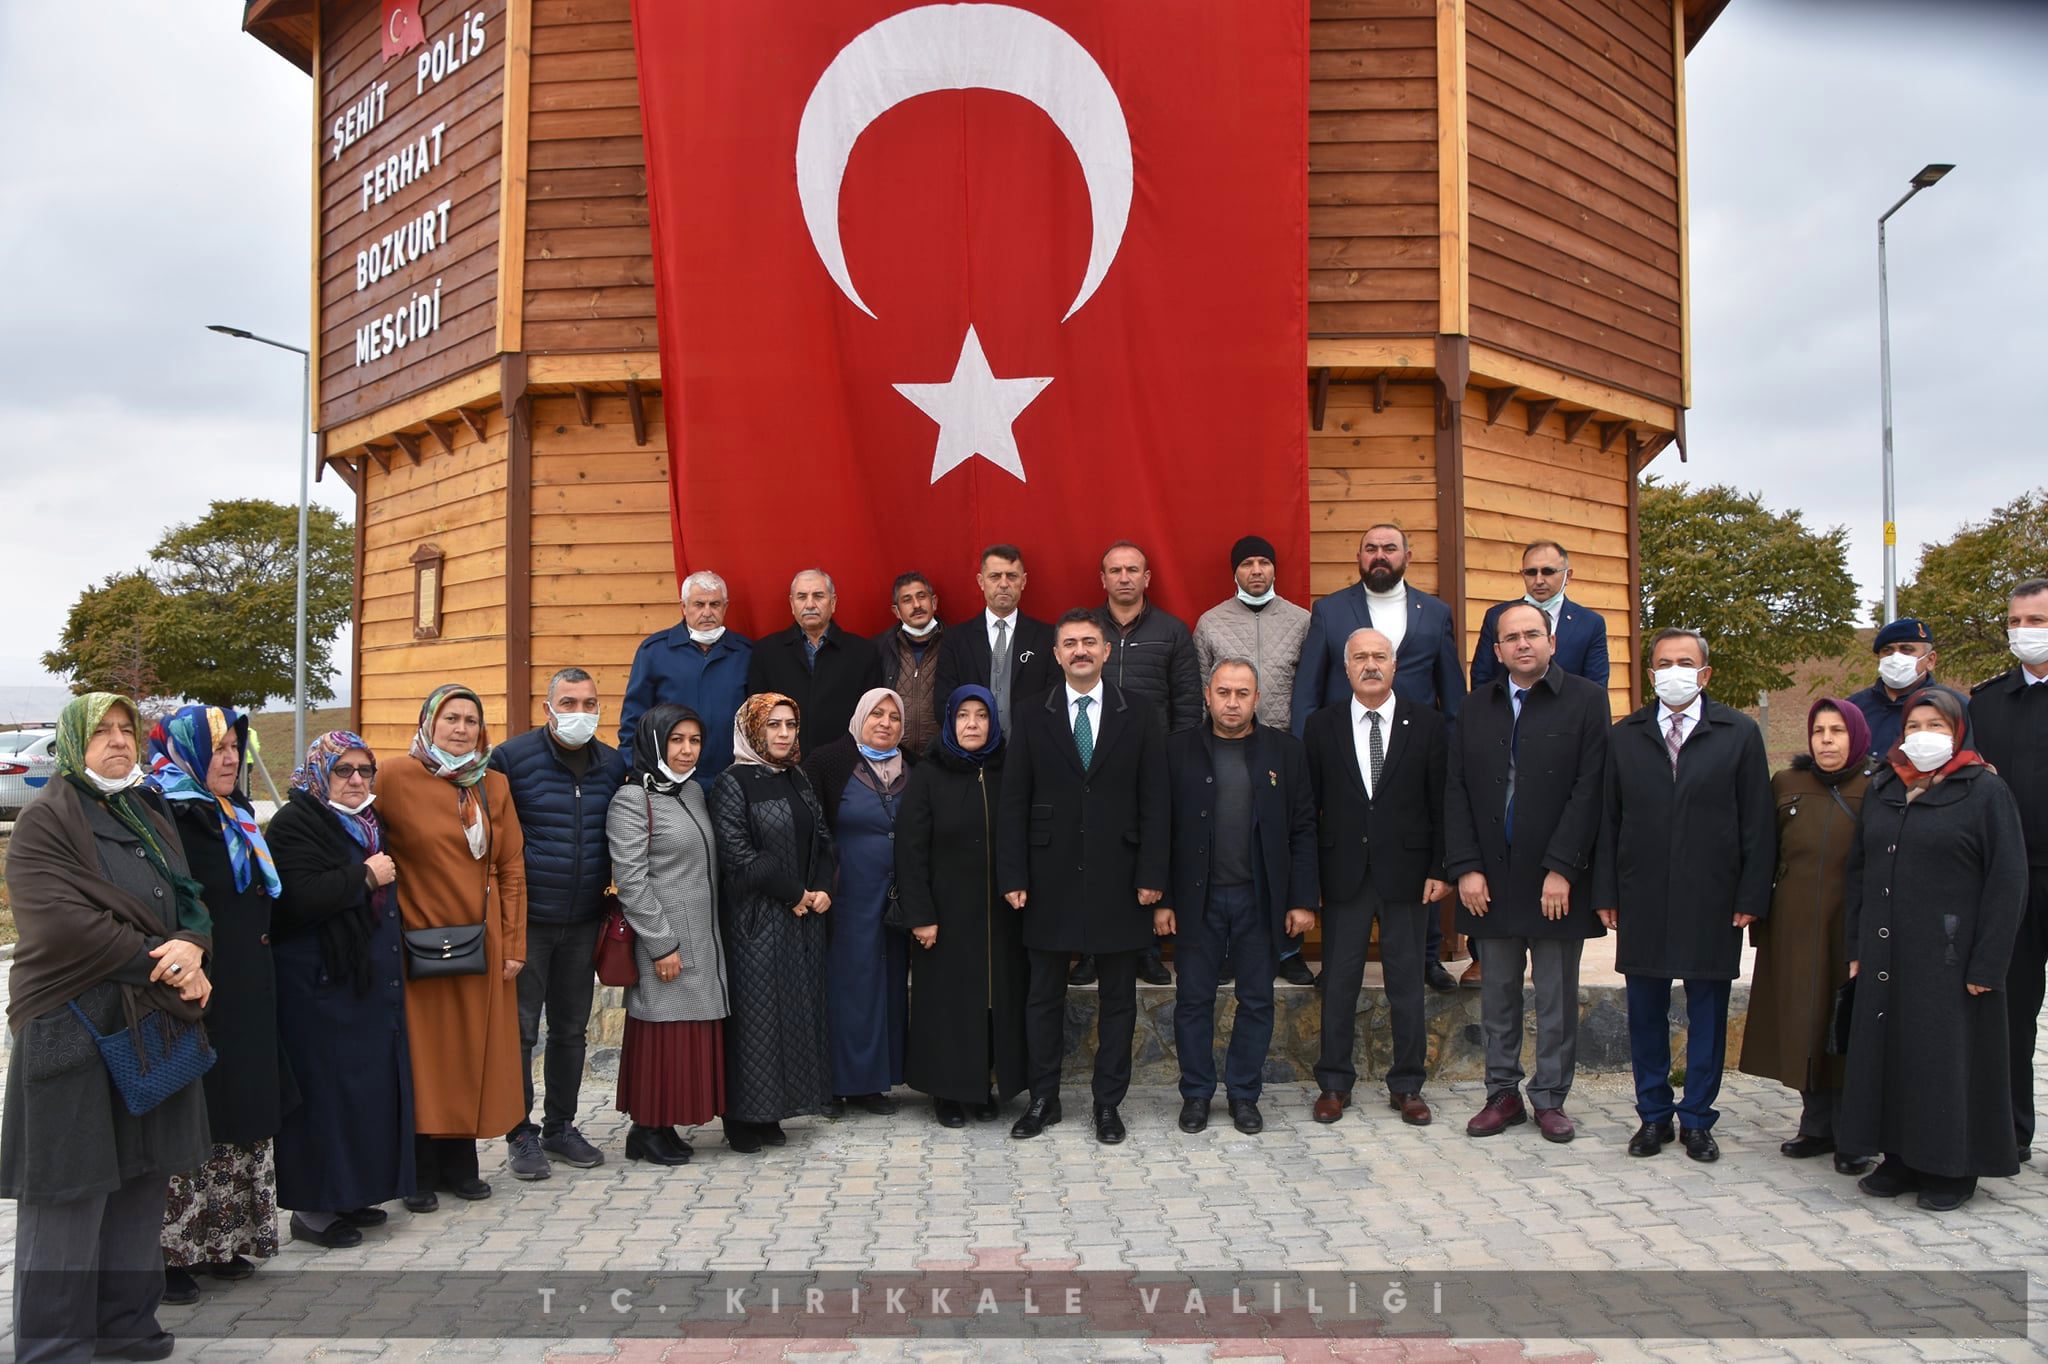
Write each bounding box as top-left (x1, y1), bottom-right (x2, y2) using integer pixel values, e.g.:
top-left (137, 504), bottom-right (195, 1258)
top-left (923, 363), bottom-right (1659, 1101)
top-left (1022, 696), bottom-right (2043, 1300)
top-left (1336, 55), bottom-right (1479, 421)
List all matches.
top-left (381, 0), bottom-right (426, 62)
top-left (632, 2), bottom-right (1307, 636)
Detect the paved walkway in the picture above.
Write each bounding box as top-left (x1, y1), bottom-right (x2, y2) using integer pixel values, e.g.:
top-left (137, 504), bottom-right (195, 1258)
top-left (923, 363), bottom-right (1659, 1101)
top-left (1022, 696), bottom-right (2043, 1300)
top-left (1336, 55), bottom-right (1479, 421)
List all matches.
top-left (1, 962), bottom-right (2042, 1362)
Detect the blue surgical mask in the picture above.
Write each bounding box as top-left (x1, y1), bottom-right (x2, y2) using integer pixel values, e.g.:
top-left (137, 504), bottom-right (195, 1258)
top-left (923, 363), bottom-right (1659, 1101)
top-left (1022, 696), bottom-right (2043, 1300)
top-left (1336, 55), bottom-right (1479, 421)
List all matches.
top-left (427, 743), bottom-right (474, 772)
top-left (1237, 587), bottom-right (1276, 607)
top-left (857, 743), bottom-right (900, 762)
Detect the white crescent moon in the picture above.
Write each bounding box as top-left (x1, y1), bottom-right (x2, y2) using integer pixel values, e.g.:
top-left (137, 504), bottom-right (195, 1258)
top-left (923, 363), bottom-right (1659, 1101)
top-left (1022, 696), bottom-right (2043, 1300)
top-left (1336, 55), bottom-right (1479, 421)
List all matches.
top-left (388, 9), bottom-right (407, 43)
top-left (795, 4), bottom-right (1133, 323)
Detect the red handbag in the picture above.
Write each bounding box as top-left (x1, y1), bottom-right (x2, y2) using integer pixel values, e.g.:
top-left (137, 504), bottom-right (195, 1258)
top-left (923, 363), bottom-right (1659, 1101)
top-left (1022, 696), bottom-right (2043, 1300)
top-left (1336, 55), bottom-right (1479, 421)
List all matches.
top-left (590, 790), bottom-right (649, 988)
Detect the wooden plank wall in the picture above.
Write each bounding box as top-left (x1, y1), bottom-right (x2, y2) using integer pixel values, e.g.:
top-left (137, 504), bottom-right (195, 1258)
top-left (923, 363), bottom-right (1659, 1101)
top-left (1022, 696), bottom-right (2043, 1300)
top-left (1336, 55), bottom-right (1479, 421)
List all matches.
top-left (356, 412), bottom-right (512, 753)
top-left (1460, 392), bottom-right (1634, 716)
top-left (524, 0), bottom-right (658, 355)
top-left (1308, 0), bottom-right (1440, 337)
top-left (1310, 382), bottom-right (1440, 600)
top-left (1463, 0), bottom-right (1683, 405)
top-left (522, 391), bottom-right (673, 729)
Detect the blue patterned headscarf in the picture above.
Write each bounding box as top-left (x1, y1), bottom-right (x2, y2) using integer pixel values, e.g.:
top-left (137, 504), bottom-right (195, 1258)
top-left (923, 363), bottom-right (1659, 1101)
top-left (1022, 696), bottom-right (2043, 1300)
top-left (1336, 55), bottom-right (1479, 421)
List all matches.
top-left (292, 730), bottom-right (383, 853)
top-left (146, 704), bottom-right (281, 898)
top-left (938, 685), bottom-right (1004, 765)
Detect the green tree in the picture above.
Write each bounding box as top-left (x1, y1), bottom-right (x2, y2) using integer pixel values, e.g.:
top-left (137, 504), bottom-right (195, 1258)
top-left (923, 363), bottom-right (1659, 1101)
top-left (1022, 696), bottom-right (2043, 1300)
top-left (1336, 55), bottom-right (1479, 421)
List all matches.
top-left (1638, 478), bottom-right (1860, 707)
top-left (43, 500), bottom-right (355, 709)
top-left (1896, 489), bottom-right (2048, 687)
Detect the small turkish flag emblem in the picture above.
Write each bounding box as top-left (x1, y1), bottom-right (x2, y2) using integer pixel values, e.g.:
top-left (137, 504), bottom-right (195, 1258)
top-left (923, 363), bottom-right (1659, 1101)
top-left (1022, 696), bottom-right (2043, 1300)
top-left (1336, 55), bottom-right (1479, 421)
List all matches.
top-left (381, 0), bottom-right (426, 62)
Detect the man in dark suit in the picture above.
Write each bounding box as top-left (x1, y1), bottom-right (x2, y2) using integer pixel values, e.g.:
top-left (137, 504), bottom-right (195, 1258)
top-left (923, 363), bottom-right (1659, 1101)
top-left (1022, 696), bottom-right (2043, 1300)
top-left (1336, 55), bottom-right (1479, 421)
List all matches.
top-left (1292, 523), bottom-right (1465, 991)
top-left (1158, 657), bottom-right (1318, 1137)
top-left (935, 544), bottom-right (1056, 736)
top-left (745, 568), bottom-right (884, 755)
top-left (1302, 628), bottom-right (1448, 1127)
top-left (1446, 603), bottom-right (1610, 1144)
top-left (1597, 627), bottom-right (1774, 1163)
top-left (1468, 540), bottom-right (1610, 691)
top-left (996, 608), bottom-right (1169, 1145)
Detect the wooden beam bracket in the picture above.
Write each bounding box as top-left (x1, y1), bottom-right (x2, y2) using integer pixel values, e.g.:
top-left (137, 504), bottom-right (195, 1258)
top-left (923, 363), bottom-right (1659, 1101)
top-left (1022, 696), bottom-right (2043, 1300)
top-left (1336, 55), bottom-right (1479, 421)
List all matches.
top-left (1561, 407), bottom-right (1595, 444)
top-left (364, 443), bottom-right (394, 474)
top-left (325, 456), bottom-right (361, 495)
top-left (572, 384), bottom-right (597, 427)
top-left (625, 379), bottom-right (649, 447)
top-left (1434, 335), bottom-right (1471, 431)
top-left (1371, 370), bottom-right (1388, 414)
top-left (390, 429), bottom-right (422, 464)
top-left (425, 420), bottom-right (457, 456)
top-left (1599, 421), bottom-right (1629, 454)
top-left (1483, 386), bottom-right (1516, 426)
top-left (1524, 397), bottom-right (1559, 435)
top-left (456, 407), bottom-right (490, 443)
top-left (1310, 367), bottom-right (1330, 432)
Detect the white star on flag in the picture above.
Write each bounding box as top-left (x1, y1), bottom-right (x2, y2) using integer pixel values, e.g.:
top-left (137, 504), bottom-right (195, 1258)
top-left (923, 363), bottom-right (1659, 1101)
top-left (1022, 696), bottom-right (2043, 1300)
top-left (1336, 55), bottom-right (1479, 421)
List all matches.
top-left (893, 325), bottom-right (1053, 485)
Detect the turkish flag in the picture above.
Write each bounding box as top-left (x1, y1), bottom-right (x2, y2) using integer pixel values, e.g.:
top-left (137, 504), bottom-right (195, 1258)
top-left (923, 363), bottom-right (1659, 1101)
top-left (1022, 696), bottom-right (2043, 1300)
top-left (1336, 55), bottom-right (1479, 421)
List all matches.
top-left (632, 1), bottom-right (1306, 637)
top-left (380, 0), bottom-right (426, 62)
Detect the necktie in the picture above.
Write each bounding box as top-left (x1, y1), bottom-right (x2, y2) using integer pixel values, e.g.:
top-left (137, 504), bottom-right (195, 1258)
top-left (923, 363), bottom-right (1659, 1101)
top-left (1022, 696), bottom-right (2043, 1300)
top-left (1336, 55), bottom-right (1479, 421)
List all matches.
top-left (991, 617), bottom-right (1011, 728)
top-left (1666, 713), bottom-right (1685, 774)
top-left (1074, 695), bottom-right (1095, 768)
top-left (1366, 708), bottom-right (1385, 793)
top-left (1506, 687), bottom-right (1523, 843)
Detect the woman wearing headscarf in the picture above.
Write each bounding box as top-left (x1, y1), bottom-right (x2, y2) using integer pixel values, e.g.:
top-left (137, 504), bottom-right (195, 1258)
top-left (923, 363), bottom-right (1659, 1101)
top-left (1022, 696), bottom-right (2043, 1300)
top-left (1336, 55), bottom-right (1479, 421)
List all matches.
top-left (897, 686), bottom-right (1028, 1127)
top-left (1738, 698), bottom-right (1873, 1176)
top-left (804, 687), bottom-right (913, 1116)
top-left (708, 693), bottom-right (834, 1153)
top-left (144, 706), bottom-right (293, 1301)
top-left (265, 731), bottom-right (414, 1249)
top-left (1838, 688), bottom-right (2029, 1211)
top-left (374, 685), bottom-right (528, 1208)
top-left (2, 694), bottom-right (212, 1363)
top-left (608, 705), bottom-right (729, 1165)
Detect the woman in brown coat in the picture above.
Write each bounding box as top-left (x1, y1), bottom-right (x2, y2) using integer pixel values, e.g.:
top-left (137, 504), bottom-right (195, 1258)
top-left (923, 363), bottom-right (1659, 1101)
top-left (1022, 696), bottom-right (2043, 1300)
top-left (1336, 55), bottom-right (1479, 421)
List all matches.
top-left (1738, 697), bottom-right (1871, 1175)
top-left (374, 684), bottom-right (528, 1210)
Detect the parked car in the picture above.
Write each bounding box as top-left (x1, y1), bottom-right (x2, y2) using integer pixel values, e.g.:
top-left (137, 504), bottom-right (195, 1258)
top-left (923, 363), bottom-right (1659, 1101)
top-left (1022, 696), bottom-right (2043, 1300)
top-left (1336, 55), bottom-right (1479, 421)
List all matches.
top-left (0, 728), bottom-right (57, 821)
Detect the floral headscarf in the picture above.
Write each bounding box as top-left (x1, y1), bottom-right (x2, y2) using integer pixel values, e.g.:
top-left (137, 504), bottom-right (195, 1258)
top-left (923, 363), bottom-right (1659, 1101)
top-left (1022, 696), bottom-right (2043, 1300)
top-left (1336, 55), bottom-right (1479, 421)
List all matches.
top-left (146, 704), bottom-right (281, 898)
top-left (409, 683), bottom-right (492, 858)
top-left (731, 693), bottom-right (801, 771)
top-left (293, 730), bottom-right (383, 853)
top-left (55, 692), bottom-right (211, 938)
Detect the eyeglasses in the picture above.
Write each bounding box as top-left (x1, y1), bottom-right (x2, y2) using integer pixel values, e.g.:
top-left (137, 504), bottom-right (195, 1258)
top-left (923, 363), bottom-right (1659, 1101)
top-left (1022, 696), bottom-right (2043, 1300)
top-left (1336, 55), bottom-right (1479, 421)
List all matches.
top-left (1521, 566), bottom-right (1562, 578)
top-left (330, 762), bottom-right (377, 780)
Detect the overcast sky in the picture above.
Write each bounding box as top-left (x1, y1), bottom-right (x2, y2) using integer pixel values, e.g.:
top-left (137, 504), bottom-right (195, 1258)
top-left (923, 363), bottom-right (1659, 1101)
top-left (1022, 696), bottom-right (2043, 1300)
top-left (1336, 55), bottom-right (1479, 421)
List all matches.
top-left (0, 1), bottom-right (2041, 720)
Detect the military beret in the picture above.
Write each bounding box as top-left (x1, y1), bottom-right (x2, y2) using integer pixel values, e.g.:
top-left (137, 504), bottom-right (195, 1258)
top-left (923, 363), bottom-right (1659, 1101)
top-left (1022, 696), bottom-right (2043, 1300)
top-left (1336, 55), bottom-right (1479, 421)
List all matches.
top-left (1872, 618), bottom-right (1934, 652)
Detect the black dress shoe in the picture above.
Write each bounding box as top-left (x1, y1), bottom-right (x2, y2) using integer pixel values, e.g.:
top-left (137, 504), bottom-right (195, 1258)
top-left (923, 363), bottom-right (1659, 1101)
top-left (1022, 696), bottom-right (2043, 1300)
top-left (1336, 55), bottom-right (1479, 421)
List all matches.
top-left (1916, 1181), bottom-right (1975, 1212)
top-left (823, 1097), bottom-right (847, 1119)
top-left (724, 1120), bottom-right (763, 1154)
top-left (1424, 961), bottom-right (1457, 992)
top-left (1834, 1152), bottom-right (1873, 1176)
top-left (1068, 955), bottom-right (1098, 986)
top-left (1229, 1099), bottom-right (1263, 1135)
top-left (2020, 1143), bottom-right (2034, 1164)
top-left (1679, 1128), bottom-right (1720, 1162)
top-left (625, 1124), bottom-right (693, 1166)
top-left (1857, 1156), bottom-right (1918, 1198)
top-left (760, 1122), bottom-right (788, 1146)
top-left (1627, 1119), bottom-right (1675, 1157)
top-left (402, 1192), bottom-right (440, 1214)
top-left (337, 1206), bottom-right (389, 1227)
top-left (1011, 1097), bottom-right (1062, 1139)
top-left (95, 1332), bottom-right (176, 1361)
top-left (935, 1099), bottom-right (967, 1128)
top-left (971, 1095), bottom-right (1001, 1122)
top-left (1136, 951), bottom-right (1171, 986)
top-left (1780, 1134), bottom-right (1834, 1159)
top-left (447, 1176), bottom-right (493, 1200)
top-left (201, 1254), bottom-right (255, 1280)
top-left (1275, 955), bottom-right (1316, 986)
top-left (1094, 1105), bottom-right (1127, 1144)
top-left (161, 1267), bottom-right (200, 1306)
top-left (1178, 1098), bottom-right (1210, 1133)
top-left (855, 1092), bottom-right (898, 1115)
top-left (290, 1214), bottom-right (364, 1249)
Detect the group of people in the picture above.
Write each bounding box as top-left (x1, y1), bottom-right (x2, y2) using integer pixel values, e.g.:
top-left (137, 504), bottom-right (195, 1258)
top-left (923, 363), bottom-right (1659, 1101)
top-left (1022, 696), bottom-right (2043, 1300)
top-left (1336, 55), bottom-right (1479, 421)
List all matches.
top-left (4, 530), bottom-right (2043, 1363)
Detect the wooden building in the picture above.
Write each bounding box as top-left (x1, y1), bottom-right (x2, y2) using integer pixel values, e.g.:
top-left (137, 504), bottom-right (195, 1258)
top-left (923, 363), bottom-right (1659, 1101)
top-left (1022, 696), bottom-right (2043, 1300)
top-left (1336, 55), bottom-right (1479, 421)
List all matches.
top-left (243, 0), bottom-right (1729, 755)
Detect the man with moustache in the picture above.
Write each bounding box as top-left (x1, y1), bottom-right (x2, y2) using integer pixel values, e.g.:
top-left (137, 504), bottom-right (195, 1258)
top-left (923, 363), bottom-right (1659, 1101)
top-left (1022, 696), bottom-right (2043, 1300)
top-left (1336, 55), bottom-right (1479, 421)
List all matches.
top-left (1468, 541), bottom-right (1610, 691)
top-left (619, 569), bottom-right (752, 783)
top-left (873, 571), bottom-right (945, 756)
top-left (1302, 629), bottom-right (1448, 1127)
top-left (746, 568), bottom-right (885, 755)
top-left (1158, 658), bottom-right (1318, 1136)
top-left (997, 609), bottom-right (1170, 1145)
top-left (1446, 603), bottom-right (1611, 1143)
top-left (935, 544), bottom-right (1057, 736)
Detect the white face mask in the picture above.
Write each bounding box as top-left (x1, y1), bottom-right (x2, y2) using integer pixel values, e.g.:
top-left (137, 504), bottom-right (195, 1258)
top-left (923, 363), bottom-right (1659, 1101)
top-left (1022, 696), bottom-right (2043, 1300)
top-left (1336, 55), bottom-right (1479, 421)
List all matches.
top-left (1236, 587), bottom-right (1276, 607)
top-left (1899, 731), bottom-right (1955, 772)
top-left (328, 792), bottom-right (376, 817)
top-left (2010, 628), bottom-right (2048, 667)
top-left (1877, 653), bottom-right (1923, 690)
top-left (688, 625), bottom-right (726, 646)
top-left (84, 766), bottom-right (145, 794)
top-left (1652, 666), bottom-right (1702, 709)
top-left (657, 758), bottom-right (696, 785)
top-left (549, 707), bottom-right (600, 747)
top-left (900, 617), bottom-right (940, 638)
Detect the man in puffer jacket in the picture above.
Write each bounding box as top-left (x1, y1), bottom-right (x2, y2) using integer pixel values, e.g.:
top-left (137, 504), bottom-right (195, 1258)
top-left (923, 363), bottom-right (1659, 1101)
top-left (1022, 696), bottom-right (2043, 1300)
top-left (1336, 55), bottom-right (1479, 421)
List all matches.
top-left (486, 667), bottom-right (628, 1180)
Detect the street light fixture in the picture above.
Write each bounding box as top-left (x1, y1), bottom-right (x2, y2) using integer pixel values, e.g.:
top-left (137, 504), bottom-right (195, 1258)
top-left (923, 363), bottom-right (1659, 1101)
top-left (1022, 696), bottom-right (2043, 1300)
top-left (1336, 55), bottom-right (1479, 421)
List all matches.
top-left (1877, 163), bottom-right (1954, 622)
top-left (208, 324), bottom-right (315, 762)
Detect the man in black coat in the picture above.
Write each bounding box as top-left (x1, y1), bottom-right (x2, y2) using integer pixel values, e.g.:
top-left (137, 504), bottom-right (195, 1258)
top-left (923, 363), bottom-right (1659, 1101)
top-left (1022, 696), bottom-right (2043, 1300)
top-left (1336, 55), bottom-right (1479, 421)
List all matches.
top-left (1596, 627), bottom-right (1774, 1163)
top-left (1158, 657), bottom-right (1318, 1137)
top-left (1302, 627), bottom-right (1448, 1127)
top-left (1446, 604), bottom-right (1610, 1144)
top-left (934, 544), bottom-right (1057, 735)
top-left (872, 571), bottom-right (945, 757)
top-left (746, 568), bottom-right (885, 755)
top-left (1969, 577), bottom-right (2048, 1161)
top-left (996, 608), bottom-right (1170, 1144)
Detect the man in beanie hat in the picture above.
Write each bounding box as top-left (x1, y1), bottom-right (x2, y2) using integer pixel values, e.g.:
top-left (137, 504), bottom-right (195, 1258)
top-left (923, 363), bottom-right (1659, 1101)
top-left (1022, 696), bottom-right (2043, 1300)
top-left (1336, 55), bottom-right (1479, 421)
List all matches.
top-left (1196, 535), bottom-right (1315, 984)
top-left (1847, 618), bottom-right (1966, 763)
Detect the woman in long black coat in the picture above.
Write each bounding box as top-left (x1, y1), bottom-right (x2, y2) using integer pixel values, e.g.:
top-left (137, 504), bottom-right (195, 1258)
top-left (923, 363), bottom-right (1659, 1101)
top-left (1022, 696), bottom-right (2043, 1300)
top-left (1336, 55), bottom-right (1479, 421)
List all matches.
top-left (1838, 690), bottom-right (2028, 1211)
top-left (265, 732), bottom-right (415, 1245)
top-left (144, 706), bottom-right (295, 1301)
top-left (709, 694), bottom-right (835, 1154)
top-left (897, 687), bottom-right (1028, 1127)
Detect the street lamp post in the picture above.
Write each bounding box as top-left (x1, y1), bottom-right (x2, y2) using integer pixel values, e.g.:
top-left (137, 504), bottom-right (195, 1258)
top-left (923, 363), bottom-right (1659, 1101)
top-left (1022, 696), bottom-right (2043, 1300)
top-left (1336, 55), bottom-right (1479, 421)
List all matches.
top-left (208, 324), bottom-right (314, 761)
top-left (1877, 162), bottom-right (1953, 622)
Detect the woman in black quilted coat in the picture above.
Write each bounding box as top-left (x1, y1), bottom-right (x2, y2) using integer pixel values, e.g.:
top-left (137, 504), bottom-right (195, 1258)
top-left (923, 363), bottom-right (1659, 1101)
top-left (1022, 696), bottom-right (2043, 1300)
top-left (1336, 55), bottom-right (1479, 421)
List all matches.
top-left (708, 693), bottom-right (835, 1153)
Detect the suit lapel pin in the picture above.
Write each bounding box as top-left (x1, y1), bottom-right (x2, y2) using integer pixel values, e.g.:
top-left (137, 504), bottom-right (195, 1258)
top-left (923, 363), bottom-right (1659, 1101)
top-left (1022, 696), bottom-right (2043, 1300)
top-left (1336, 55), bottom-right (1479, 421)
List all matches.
top-left (1018, 650), bottom-right (1034, 662)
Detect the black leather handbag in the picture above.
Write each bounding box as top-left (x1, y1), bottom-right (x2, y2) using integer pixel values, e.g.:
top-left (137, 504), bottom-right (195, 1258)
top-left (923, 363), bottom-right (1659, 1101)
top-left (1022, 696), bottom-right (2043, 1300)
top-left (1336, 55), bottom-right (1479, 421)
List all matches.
top-left (1826, 976), bottom-right (1856, 1056)
top-left (404, 922), bottom-right (487, 978)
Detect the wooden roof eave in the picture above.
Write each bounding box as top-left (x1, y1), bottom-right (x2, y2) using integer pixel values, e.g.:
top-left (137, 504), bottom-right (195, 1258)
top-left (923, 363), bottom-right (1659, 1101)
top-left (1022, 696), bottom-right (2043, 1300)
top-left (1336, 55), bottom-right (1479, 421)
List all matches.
top-left (243, 0), bottom-right (315, 75)
top-left (1684, 0), bottom-right (1734, 54)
